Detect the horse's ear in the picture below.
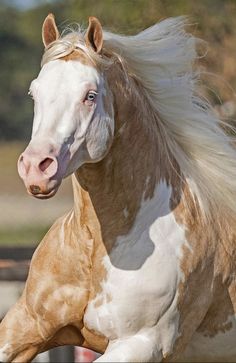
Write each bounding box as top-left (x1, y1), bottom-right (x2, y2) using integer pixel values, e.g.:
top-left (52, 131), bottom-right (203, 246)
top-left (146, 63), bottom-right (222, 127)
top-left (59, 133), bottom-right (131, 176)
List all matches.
top-left (85, 17), bottom-right (103, 53)
top-left (42, 13), bottom-right (59, 48)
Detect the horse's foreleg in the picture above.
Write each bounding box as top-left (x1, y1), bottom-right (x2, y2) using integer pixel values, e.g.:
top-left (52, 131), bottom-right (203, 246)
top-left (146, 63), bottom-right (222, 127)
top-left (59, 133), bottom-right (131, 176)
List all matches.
top-left (0, 211), bottom-right (90, 362)
top-left (0, 291), bottom-right (47, 362)
top-left (0, 294), bottom-right (85, 363)
top-left (94, 331), bottom-right (163, 363)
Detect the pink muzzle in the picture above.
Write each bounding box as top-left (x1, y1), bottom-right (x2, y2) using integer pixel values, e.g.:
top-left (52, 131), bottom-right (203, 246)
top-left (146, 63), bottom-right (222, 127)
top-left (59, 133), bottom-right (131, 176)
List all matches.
top-left (18, 144), bottom-right (61, 198)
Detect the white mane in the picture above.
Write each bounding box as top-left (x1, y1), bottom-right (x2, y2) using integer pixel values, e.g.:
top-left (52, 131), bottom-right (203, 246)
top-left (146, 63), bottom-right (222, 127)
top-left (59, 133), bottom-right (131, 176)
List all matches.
top-left (42, 17), bottom-right (236, 218)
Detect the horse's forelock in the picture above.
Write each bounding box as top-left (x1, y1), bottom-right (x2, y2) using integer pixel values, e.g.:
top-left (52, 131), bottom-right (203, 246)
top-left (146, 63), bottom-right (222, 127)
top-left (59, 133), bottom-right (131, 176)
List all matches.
top-left (41, 31), bottom-right (111, 69)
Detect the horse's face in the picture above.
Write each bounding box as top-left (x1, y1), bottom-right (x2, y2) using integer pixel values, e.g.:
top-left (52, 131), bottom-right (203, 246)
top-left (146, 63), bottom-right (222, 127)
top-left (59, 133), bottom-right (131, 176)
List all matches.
top-left (18, 15), bottom-right (114, 199)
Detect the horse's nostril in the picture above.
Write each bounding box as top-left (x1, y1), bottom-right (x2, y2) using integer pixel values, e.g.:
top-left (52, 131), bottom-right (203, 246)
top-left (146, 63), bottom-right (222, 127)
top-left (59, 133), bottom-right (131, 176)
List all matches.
top-left (39, 157), bottom-right (53, 172)
top-left (18, 154), bottom-right (30, 177)
top-left (30, 185), bottom-right (41, 194)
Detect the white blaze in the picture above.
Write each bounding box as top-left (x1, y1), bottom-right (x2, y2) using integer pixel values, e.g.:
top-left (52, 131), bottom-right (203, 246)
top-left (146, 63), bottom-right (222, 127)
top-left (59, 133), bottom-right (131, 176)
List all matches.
top-left (28, 58), bottom-right (114, 177)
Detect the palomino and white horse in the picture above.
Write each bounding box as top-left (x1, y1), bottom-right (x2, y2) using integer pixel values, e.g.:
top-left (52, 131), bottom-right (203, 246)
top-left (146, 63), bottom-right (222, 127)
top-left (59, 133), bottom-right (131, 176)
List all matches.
top-left (1, 13), bottom-right (236, 362)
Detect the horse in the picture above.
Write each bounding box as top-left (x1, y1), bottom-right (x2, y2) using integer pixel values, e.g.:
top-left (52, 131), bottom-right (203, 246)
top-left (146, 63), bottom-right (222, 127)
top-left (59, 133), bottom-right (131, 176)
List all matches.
top-left (1, 13), bottom-right (236, 362)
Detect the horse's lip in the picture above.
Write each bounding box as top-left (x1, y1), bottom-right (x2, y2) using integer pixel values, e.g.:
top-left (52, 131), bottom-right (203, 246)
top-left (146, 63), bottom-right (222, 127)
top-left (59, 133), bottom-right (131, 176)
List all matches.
top-left (27, 187), bottom-right (58, 199)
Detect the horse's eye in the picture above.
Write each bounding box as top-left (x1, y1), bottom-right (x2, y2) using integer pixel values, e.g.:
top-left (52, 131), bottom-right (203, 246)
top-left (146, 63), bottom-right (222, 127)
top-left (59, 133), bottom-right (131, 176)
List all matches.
top-left (85, 91), bottom-right (97, 102)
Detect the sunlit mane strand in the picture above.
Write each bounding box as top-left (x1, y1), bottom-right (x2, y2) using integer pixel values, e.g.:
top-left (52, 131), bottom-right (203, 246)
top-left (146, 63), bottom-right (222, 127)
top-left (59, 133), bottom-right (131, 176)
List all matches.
top-left (42, 17), bottom-right (236, 219)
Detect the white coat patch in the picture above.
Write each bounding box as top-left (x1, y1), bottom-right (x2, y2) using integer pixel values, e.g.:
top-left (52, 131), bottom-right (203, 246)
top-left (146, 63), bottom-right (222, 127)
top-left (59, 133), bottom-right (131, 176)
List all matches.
top-left (84, 180), bottom-right (188, 356)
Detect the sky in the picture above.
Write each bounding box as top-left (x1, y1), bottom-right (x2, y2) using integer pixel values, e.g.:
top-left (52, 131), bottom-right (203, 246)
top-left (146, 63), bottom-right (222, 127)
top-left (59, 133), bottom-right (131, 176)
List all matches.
top-left (2, 0), bottom-right (59, 10)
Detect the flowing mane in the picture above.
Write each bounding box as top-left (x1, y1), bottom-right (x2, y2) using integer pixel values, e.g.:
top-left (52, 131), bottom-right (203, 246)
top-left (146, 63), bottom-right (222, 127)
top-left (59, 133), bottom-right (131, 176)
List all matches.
top-left (42, 16), bottom-right (236, 218)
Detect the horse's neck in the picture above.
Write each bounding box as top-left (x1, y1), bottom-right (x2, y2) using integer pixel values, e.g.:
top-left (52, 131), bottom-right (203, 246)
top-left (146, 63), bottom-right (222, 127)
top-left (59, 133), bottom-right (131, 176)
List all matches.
top-left (74, 65), bottom-right (183, 250)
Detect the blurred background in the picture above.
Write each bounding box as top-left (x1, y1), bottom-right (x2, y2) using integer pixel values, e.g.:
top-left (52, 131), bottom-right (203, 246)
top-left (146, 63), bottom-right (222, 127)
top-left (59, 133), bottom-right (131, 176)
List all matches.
top-left (0, 0), bottom-right (236, 361)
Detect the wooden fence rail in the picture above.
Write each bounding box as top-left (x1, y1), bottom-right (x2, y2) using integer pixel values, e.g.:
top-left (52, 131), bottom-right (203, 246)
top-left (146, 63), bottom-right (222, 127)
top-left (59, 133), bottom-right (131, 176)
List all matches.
top-left (0, 246), bottom-right (35, 281)
top-left (0, 246), bottom-right (36, 260)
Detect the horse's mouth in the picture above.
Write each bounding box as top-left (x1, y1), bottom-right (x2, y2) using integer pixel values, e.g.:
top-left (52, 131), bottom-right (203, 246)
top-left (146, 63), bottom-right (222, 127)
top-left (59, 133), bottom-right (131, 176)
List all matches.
top-left (27, 186), bottom-right (59, 199)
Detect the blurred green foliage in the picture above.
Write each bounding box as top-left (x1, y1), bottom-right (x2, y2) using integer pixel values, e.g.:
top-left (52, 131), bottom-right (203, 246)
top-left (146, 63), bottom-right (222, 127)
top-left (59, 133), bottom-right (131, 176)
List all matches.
top-left (0, 225), bottom-right (49, 245)
top-left (0, 0), bottom-right (236, 140)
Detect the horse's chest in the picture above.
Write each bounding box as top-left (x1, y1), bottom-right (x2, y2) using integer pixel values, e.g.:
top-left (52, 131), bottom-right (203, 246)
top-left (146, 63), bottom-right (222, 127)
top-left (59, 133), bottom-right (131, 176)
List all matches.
top-left (84, 204), bottom-right (188, 340)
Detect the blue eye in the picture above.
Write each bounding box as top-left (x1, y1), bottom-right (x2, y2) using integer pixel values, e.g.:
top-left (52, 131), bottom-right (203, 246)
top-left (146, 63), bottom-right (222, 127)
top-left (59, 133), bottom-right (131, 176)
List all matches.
top-left (85, 91), bottom-right (97, 102)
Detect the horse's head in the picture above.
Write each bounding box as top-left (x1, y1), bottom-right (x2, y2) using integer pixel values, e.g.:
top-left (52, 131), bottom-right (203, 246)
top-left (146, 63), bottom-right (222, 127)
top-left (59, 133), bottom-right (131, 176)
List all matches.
top-left (18, 14), bottom-right (114, 199)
